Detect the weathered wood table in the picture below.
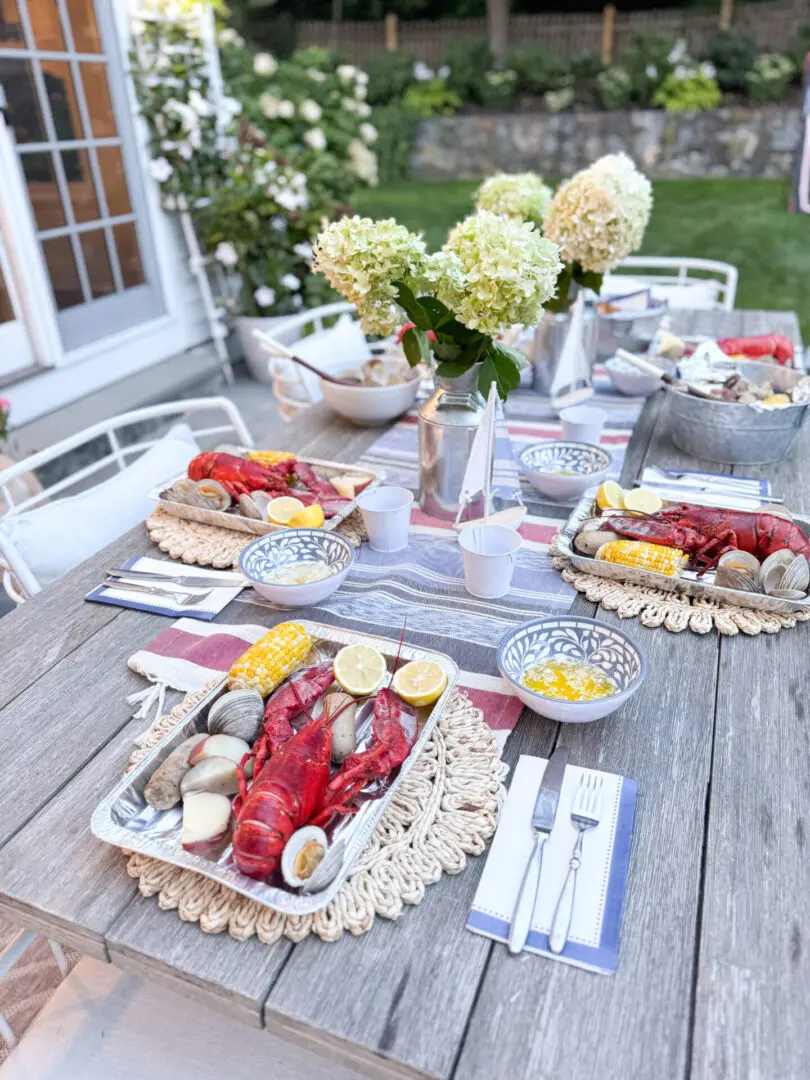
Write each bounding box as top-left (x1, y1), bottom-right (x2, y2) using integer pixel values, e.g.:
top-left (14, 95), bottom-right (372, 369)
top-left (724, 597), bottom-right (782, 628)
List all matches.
top-left (0, 310), bottom-right (806, 1080)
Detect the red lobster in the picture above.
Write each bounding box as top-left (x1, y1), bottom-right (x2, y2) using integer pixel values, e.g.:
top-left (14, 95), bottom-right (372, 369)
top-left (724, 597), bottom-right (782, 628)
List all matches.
top-left (604, 501), bottom-right (810, 573)
top-left (715, 334), bottom-right (794, 367)
top-left (188, 452), bottom-right (350, 514)
top-left (232, 682), bottom-right (417, 879)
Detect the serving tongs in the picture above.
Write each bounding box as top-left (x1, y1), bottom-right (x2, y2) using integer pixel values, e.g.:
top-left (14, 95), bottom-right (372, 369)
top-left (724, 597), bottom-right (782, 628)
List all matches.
top-left (251, 328), bottom-right (362, 386)
top-left (614, 348), bottom-right (715, 400)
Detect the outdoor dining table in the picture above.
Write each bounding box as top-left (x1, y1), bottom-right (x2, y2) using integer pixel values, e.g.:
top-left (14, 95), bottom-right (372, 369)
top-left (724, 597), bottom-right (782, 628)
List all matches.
top-left (0, 308), bottom-right (805, 1080)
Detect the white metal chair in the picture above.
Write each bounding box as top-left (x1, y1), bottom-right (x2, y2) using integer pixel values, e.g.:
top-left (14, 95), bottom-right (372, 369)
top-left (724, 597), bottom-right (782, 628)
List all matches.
top-left (259, 302), bottom-right (358, 420)
top-left (608, 256), bottom-right (738, 311)
top-left (0, 397), bottom-right (253, 604)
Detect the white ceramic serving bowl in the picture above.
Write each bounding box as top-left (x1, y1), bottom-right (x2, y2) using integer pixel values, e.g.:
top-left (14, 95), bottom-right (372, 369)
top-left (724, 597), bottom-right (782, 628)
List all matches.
top-left (498, 615), bottom-right (646, 723)
top-left (319, 373), bottom-right (421, 426)
top-left (239, 528), bottom-right (354, 607)
top-left (604, 355), bottom-right (675, 397)
top-left (519, 441), bottom-right (612, 501)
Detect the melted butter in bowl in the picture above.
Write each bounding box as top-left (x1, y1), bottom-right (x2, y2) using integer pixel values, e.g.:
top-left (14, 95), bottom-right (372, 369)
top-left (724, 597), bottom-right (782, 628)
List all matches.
top-left (520, 656), bottom-right (617, 702)
top-left (265, 562), bottom-right (335, 586)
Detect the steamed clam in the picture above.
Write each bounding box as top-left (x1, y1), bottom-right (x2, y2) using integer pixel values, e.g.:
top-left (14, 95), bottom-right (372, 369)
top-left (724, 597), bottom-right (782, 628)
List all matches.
top-left (238, 493), bottom-right (264, 520)
top-left (715, 550), bottom-right (760, 593)
top-left (281, 826), bottom-right (330, 889)
top-left (759, 551), bottom-right (809, 598)
top-left (195, 478), bottom-right (231, 512)
top-left (164, 477), bottom-right (203, 506)
top-left (207, 689), bottom-right (264, 742)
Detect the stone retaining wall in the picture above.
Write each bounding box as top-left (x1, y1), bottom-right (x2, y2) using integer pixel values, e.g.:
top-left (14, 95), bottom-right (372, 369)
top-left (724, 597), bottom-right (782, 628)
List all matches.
top-left (411, 107), bottom-right (801, 180)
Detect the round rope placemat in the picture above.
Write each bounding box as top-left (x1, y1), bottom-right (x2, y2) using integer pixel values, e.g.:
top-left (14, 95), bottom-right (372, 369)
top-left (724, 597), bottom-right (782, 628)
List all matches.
top-left (551, 537), bottom-right (810, 636)
top-left (145, 506), bottom-right (368, 568)
top-left (125, 685), bottom-right (506, 943)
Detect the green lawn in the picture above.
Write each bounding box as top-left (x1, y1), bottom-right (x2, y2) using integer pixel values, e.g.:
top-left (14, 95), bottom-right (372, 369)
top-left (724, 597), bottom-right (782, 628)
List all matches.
top-left (354, 179), bottom-right (810, 339)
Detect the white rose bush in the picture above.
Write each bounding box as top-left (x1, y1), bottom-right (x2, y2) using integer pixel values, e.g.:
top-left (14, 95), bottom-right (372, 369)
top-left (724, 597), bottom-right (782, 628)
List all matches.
top-left (313, 213), bottom-right (562, 399)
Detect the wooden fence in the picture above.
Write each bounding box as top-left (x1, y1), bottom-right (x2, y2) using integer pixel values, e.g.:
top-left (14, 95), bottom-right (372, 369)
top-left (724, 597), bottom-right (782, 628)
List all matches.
top-left (297, 0), bottom-right (809, 67)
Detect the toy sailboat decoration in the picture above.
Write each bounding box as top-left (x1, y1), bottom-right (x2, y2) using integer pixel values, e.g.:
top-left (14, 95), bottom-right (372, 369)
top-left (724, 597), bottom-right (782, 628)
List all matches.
top-left (454, 382), bottom-right (527, 531)
top-left (549, 292), bottom-right (595, 411)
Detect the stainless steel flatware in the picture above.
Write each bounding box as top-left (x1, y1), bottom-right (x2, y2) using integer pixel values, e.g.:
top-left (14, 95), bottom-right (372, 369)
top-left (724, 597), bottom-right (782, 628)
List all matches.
top-left (106, 567), bottom-right (245, 589)
top-left (508, 745), bottom-right (569, 955)
top-left (644, 467), bottom-right (785, 505)
top-left (103, 578), bottom-right (213, 607)
top-left (548, 773), bottom-right (603, 955)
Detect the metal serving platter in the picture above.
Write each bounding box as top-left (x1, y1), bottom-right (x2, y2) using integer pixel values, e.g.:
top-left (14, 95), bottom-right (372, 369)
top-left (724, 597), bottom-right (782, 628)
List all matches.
top-left (148, 453), bottom-right (382, 537)
top-left (557, 488), bottom-right (810, 616)
top-left (91, 621), bottom-right (458, 916)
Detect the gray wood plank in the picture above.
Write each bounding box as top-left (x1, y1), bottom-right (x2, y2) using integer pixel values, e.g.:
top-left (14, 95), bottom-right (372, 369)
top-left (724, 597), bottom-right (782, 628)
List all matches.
top-left (264, 711), bottom-right (558, 1080)
top-left (454, 603), bottom-right (720, 1080)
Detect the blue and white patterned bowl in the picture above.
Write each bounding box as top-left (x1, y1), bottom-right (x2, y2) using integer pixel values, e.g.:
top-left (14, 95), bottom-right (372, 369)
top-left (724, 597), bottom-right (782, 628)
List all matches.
top-left (519, 441), bottom-right (612, 501)
top-left (239, 529), bottom-right (354, 608)
top-left (498, 616), bottom-right (646, 723)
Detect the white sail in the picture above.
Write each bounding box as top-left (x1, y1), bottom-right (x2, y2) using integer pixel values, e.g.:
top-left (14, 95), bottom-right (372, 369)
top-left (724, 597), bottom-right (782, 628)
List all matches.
top-left (455, 382), bottom-right (498, 524)
top-left (549, 293), bottom-right (593, 407)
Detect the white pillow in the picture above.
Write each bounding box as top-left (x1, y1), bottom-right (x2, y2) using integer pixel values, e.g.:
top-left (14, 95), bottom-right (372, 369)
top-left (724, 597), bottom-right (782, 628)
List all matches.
top-left (270, 315), bottom-right (371, 404)
top-left (1, 423), bottom-right (200, 589)
top-left (601, 274), bottom-right (720, 310)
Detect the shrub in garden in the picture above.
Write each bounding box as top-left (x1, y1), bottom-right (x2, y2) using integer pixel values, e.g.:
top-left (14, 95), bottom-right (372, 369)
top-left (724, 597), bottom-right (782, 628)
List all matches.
top-left (570, 50), bottom-right (605, 105)
top-left (366, 49), bottom-right (417, 106)
top-left (404, 79), bottom-right (461, 117)
top-left (705, 29), bottom-right (757, 93)
top-left (745, 53), bottom-right (796, 103)
top-left (479, 70), bottom-right (518, 109)
top-left (788, 23), bottom-right (810, 77)
top-left (508, 43), bottom-right (572, 96)
top-left (372, 103), bottom-right (421, 184)
top-left (652, 64), bottom-right (722, 113)
top-left (443, 38), bottom-right (492, 103)
top-left (621, 32), bottom-right (676, 105)
top-left (597, 67), bottom-right (632, 110)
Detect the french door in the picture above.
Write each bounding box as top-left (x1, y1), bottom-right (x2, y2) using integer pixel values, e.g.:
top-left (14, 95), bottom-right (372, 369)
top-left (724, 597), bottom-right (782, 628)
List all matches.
top-left (0, 0), bottom-right (164, 358)
top-left (0, 236), bottom-right (34, 377)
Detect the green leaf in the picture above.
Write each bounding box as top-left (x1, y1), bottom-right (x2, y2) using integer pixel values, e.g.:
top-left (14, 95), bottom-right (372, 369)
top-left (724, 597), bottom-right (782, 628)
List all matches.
top-left (572, 264), bottom-right (604, 294)
top-left (394, 282), bottom-right (432, 331)
top-left (418, 296), bottom-right (453, 326)
top-left (491, 339), bottom-right (528, 372)
top-left (401, 326), bottom-right (427, 367)
top-left (545, 264), bottom-right (573, 313)
top-left (435, 361), bottom-right (473, 379)
top-left (431, 340), bottom-right (461, 362)
top-left (478, 342), bottom-right (523, 401)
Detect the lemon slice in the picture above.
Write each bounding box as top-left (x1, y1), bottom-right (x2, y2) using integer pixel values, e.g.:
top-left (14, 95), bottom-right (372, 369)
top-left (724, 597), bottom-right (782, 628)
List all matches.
top-left (622, 487), bottom-right (663, 514)
top-left (596, 480), bottom-right (624, 511)
top-left (333, 644), bottom-right (388, 696)
top-left (267, 496), bottom-right (305, 525)
top-left (288, 504), bottom-right (325, 529)
top-left (392, 659), bottom-right (448, 707)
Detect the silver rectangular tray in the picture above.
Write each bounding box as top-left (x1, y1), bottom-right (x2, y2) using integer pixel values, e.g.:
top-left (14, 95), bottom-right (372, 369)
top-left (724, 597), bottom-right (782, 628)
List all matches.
top-left (91, 621), bottom-right (458, 916)
top-left (557, 488), bottom-right (810, 616)
top-left (149, 453), bottom-right (382, 537)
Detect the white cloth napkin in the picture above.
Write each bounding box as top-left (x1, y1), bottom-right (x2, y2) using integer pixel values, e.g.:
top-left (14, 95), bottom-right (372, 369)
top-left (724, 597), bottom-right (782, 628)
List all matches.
top-left (85, 556), bottom-right (247, 621)
top-left (641, 466), bottom-right (772, 511)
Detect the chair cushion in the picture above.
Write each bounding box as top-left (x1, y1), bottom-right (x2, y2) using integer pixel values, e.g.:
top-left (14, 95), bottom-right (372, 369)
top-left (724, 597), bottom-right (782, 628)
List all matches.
top-left (602, 274), bottom-right (721, 310)
top-left (270, 315), bottom-right (371, 404)
top-left (0, 424), bottom-right (199, 589)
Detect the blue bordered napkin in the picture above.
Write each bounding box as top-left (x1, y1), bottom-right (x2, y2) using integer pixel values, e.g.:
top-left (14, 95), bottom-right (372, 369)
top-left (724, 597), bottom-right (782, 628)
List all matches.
top-left (467, 755), bottom-right (637, 975)
top-left (85, 556), bottom-right (247, 621)
top-left (641, 466), bottom-right (772, 511)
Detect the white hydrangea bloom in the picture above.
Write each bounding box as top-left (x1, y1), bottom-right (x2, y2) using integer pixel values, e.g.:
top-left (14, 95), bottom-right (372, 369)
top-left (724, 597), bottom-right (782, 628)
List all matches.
top-left (217, 27), bottom-right (244, 48)
top-left (413, 61), bottom-right (434, 82)
top-left (299, 99), bottom-right (323, 123)
top-left (254, 286), bottom-right (276, 308)
top-left (474, 172), bottom-right (553, 229)
top-left (293, 241), bottom-right (313, 262)
top-left (278, 99), bottom-right (295, 119)
top-left (188, 88), bottom-right (213, 117)
top-left (280, 273), bottom-right (301, 291)
top-left (259, 93), bottom-right (282, 119)
top-left (271, 216), bottom-right (287, 233)
top-left (542, 152), bottom-right (653, 274)
top-left (354, 100), bottom-right (372, 118)
top-left (149, 157), bottom-right (173, 182)
top-left (253, 52), bottom-right (278, 76)
top-left (308, 68), bottom-right (326, 82)
top-left (348, 139), bottom-right (378, 185)
top-left (354, 82), bottom-right (367, 100)
top-left (177, 142), bottom-right (193, 160)
top-left (217, 95), bottom-right (242, 123)
top-left (359, 122), bottom-right (378, 144)
top-left (337, 64), bottom-right (357, 84)
top-left (214, 241), bottom-right (238, 267)
top-left (304, 127), bottom-right (327, 151)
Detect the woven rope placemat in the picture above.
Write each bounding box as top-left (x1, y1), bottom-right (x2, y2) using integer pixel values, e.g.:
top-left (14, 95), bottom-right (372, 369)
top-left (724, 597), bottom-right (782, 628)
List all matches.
top-left (145, 506), bottom-right (368, 568)
top-left (551, 537), bottom-right (810, 636)
top-left (125, 684), bottom-right (506, 943)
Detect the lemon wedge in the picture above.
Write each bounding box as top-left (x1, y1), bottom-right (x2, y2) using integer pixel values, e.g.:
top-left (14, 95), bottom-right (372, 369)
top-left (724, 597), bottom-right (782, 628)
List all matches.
top-left (267, 496), bottom-right (305, 526)
top-left (288, 504), bottom-right (325, 529)
top-left (622, 487), bottom-right (663, 514)
top-left (333, 644), bottom-right (388, 696)
top-left (596, 480), bottom-right (624, 511)
top-left (392, 659), bottom-right (448, 707)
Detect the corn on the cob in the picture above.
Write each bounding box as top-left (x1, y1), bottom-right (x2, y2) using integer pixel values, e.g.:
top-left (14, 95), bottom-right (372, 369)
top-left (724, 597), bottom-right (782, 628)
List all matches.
top-left (248, 450), bottom-right (295, 466)
top-left (228, 622), bottom-right (312, 695)
top-left (595, 539), bottom-right (687, 578)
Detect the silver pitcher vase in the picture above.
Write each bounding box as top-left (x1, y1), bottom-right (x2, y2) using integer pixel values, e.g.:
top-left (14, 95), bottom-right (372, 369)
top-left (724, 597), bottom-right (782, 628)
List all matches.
top-left (418, 363), bottom-right (489, 520)
top-left (533, 306), bottom-right (598, 394)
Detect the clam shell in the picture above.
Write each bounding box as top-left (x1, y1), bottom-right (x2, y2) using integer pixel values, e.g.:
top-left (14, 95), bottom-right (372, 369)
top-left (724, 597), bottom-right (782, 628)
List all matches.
top-left (281, 826), bottom-right (329, 889)
top-left (301, 838), bottom-right (345, 894)
top-left (761, 564), bottom-right (787, 595)
top-left (164, 478), bottom-right (202, 506)
top-left (238, 494), bottom-right (264, 520)
top-left (769, 589), bottom-right (807, 600)
top-left (207, 689), bottom-right (264, 742)
top-left (196, 479), bottom-right (231, 512)
top-left (780, 555), bottom-right (810, 594)
top-left (249, 491), bottom-right (272, 519)
top-left (717, 550), bottom-right (761, 579)
top-left (756, 503), bottom-right (793, 521)
top-left (760, 549), bottom-right (795, 577)
top-left (715, 566), bottom-right (761, 593)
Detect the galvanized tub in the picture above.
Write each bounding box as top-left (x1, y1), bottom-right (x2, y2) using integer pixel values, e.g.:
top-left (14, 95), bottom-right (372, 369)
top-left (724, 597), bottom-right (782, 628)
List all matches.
top-left (668, 359), bottom-right (809, 465)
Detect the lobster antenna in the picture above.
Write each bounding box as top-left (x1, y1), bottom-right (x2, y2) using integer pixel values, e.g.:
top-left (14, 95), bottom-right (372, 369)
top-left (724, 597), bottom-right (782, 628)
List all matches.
top-left (389, 619), bottom-right (408, 684)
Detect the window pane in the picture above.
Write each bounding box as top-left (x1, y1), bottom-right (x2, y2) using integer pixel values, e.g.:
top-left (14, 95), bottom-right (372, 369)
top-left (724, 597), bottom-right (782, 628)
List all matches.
top-left (30, 0), bottom-right (66, 52)
top-left (0, 269), bottom-right (15, 325)
top-left (80, 229), bottom-right (115, 299)
top-left (41, 236), bottom-right (83, 310)
top-left (0, 0), bottom-right (25, 48)
top-left (41, 60), bottom-right (83, 141)
top-left (113, 223), bottom-right (145, 289)
top-left (66, 0), bottom-right (101, 53)
top-left (0, 58), bottom-right (45, 142)
top-left (21, 152), bottom-right (66, 230)
top-left (65, 148), bottom-right (100, 223)
top-left (79, 62), bottom-right (117, 139)
top-left (95, 145), bottom-right (132, 216)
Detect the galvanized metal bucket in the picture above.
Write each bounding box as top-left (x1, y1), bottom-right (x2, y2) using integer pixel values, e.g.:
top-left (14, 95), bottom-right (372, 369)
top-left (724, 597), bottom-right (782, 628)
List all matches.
top-left (668, 359), bottom-right (809, 465)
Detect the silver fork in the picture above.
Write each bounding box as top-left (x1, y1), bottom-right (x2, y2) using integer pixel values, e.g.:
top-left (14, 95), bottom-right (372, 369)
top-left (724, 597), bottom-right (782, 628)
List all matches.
top-left (104, 578), bottom-right (213, 607)
top-left (548, 773), bottom-right (603, 954)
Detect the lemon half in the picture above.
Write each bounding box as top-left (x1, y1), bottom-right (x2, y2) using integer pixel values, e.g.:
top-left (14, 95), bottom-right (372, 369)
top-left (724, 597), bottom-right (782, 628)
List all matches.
top-left (288, 504), bottom-right (325, 529)
top-left (622, 487), bottom-right (663, 515)
top-left (267, 496), bottom-right (305, 525)
top-left (333, 644), bottom-right (388, 697)
top-left (392, 660), bottom-right (448, 707)
top-left (596, 480), bottom-right (624, 511)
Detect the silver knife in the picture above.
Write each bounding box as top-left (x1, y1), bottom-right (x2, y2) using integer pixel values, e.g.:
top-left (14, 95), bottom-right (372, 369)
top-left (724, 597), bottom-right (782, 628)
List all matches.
top-left (508, 746), bottom-right (569, 955)
top-left (106, 567), bottom-right (246, 589)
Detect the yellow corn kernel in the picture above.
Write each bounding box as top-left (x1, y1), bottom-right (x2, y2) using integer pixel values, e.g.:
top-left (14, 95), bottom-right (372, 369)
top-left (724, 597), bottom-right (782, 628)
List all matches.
top-left (248, 450), bottom-right (295, 466)
top-left (595, 539), bottom-right (687, 578)
top-left (228, 622), bottom-right (312, 695)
